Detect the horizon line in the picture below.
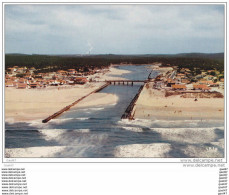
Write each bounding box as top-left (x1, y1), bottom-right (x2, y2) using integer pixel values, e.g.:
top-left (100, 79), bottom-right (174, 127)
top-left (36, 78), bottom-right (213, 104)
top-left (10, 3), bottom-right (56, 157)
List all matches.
top-left (5, 52), bottom-right (225, 56)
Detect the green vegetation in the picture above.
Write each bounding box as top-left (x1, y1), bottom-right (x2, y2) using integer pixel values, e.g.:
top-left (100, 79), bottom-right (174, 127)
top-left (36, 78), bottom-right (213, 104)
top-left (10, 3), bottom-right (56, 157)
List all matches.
top-left (5, 53), bottom-right (224, 73)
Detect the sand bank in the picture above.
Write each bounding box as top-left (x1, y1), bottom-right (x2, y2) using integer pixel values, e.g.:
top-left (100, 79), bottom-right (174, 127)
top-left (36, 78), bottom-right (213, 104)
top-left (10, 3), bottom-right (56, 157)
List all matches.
top-left (97, 67), bottom-right (131, 81)
top-left (150, 66), bottom-right (173, 76)
top-left (5, 66), bottom-right (127, 123)
top-left (133, 82), bottom-right (224, 120)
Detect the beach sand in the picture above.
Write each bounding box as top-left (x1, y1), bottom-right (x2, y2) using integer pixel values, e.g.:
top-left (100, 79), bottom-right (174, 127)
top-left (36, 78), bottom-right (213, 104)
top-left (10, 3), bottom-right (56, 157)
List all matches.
top-left (94, 66), bottom-right (131, 81)
top-left (5, 66), bottom-right (128, 123)
top-left (151, 66), bottom-right (173, 76)
top-left (133, 82), bottom-right (224, 120)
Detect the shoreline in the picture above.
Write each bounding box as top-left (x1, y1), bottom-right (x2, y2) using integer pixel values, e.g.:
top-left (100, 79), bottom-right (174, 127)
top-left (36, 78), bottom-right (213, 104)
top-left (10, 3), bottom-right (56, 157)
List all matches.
top-left (5, 66), bottom-right (130, 123)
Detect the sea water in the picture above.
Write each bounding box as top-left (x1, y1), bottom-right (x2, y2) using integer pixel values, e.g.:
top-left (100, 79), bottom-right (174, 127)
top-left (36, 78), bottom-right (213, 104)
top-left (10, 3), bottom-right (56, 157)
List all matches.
top-left (5, 65), bottom-right (224, 158)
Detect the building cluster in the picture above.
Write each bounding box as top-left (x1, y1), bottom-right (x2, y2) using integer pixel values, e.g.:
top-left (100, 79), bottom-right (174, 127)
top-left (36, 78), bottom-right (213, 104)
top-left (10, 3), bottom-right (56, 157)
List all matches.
top-left (154, 67), bottom-right (224, 92)
top-left (5, 66), bottom-right (94, 89)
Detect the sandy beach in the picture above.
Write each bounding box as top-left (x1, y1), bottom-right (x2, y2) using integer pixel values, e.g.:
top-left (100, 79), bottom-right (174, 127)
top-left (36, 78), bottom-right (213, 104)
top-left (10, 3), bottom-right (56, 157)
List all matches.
top-left (93, 66), bottom-right (131, 81)
top-left (5, 66), bottom-right (129, 123)
top-left (133, 81), bottom-right (224, 120)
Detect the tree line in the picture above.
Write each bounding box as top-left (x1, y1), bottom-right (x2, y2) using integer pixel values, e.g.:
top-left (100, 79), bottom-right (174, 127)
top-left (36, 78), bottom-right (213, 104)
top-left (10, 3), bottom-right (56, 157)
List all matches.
top-left (5, 53), bottom-right (224, 73)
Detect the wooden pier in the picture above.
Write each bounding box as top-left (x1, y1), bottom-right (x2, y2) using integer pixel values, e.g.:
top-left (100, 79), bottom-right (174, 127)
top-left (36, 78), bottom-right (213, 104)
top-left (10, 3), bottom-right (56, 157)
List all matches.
top-left (42, 83), bottom-right (110, 123)
top-left (121, 84), bottom-right (145, 120)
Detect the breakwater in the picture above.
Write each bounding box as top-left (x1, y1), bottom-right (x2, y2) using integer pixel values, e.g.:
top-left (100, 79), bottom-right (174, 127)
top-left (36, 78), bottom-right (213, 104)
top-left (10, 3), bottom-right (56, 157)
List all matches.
top-left (121, 83), bottom-right (145, 120)
top-left (42, 83), bottom-right (110, 123)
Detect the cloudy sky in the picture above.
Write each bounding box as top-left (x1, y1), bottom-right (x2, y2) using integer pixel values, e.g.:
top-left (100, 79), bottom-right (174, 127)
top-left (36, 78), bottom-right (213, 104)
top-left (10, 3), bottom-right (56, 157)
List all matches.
top-left (5, 4), bottom-right (224, 55)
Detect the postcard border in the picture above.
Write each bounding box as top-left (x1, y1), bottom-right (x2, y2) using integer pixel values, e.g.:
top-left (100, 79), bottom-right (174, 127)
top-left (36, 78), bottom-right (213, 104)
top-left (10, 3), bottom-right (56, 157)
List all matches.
top-left (1, 1), bottom-right (227, 163)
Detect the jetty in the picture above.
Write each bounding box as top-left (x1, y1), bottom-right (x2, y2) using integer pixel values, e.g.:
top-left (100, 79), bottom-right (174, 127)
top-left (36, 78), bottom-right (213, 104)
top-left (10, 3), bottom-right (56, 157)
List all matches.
top-left (42, 83), bottom-right (110, 123)
top-left (121, 72), bottom-right (152, 119)
top-left (121, 83), bottom-right (145, 120)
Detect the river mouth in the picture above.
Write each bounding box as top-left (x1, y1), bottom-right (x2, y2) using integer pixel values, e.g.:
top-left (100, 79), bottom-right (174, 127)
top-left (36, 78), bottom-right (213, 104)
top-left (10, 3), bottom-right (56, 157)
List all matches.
top-left (5, 65), bottom-right (224, 158)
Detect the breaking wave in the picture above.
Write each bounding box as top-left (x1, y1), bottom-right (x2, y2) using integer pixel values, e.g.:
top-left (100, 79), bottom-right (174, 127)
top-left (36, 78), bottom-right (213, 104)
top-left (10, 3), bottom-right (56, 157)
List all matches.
top-left (38, 129), bottom-right (67, 141)
top-left (118, 118), bottom-right (224, 128)
top-left (49, 118), bottom-right (75, 124)
top-left (84, 107), bottom-right (105, 111)
top-left (27, 118), bottom-right (75, 129)
top-left (76, 117), bottom-right (89, 121)
top-left (5, 118), bottom-right (16, 125)
top-left (114, 143), bottom-right (171, 158)
top-left (39, 128), bottom-right (91, 141)
top-left (122, 126), bottom-right (143, 132)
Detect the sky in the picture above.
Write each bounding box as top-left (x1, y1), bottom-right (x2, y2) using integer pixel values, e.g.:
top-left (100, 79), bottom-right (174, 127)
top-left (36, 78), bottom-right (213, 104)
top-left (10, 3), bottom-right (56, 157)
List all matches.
top-left (5, 4), bottom-right (225, 55)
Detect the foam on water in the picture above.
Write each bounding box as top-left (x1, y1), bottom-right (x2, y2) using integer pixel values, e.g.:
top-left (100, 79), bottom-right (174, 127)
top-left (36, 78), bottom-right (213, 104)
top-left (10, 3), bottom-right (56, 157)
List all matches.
top-left (28, 119), bottom-right (48, 128)
top-left (81, 107), bottom-right (105, 111)
top-left (49, 118), bottom-right (75, 124)
top-left (114, 126), bottom-right (224, 158)
top-left (39, 128), bottom-right (91, 141)
top-left (5, 146), bottom-right (67, 158)
top-left (114, 143), bottom-right (171, 158)
top-left (108, 103), bottom-right (117, 106)
top-left (151, 127), bottom-right (224, 144)
top-left (118, 118), bottom-right (224, 128)
top-left (39, 129), bottom-right (66, 141)
top-left (38, 127), bottom-right (108, 148)
top-left (27, 118), bottom-right (76, 129)
top-left (118, 119), bottom-right (154, 127)
top-left (77, 129), bottom-right (90, 133)
top-left (7, 128), bottom-right (108, 157)
top-left (76, 117), bottom-right (89, 121)
top-left (5, 145), bottom-right (101, 158)
top-left (122, 126), bottom-right (144, 132)
top-left (118, 117), bottom-right (224, 157)
top-left (180, 143), bottom-right (224, 158)
top-left (54, 132), bottom-right (109, 157)
top-left (5, 118), bottom-right (15, 125)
